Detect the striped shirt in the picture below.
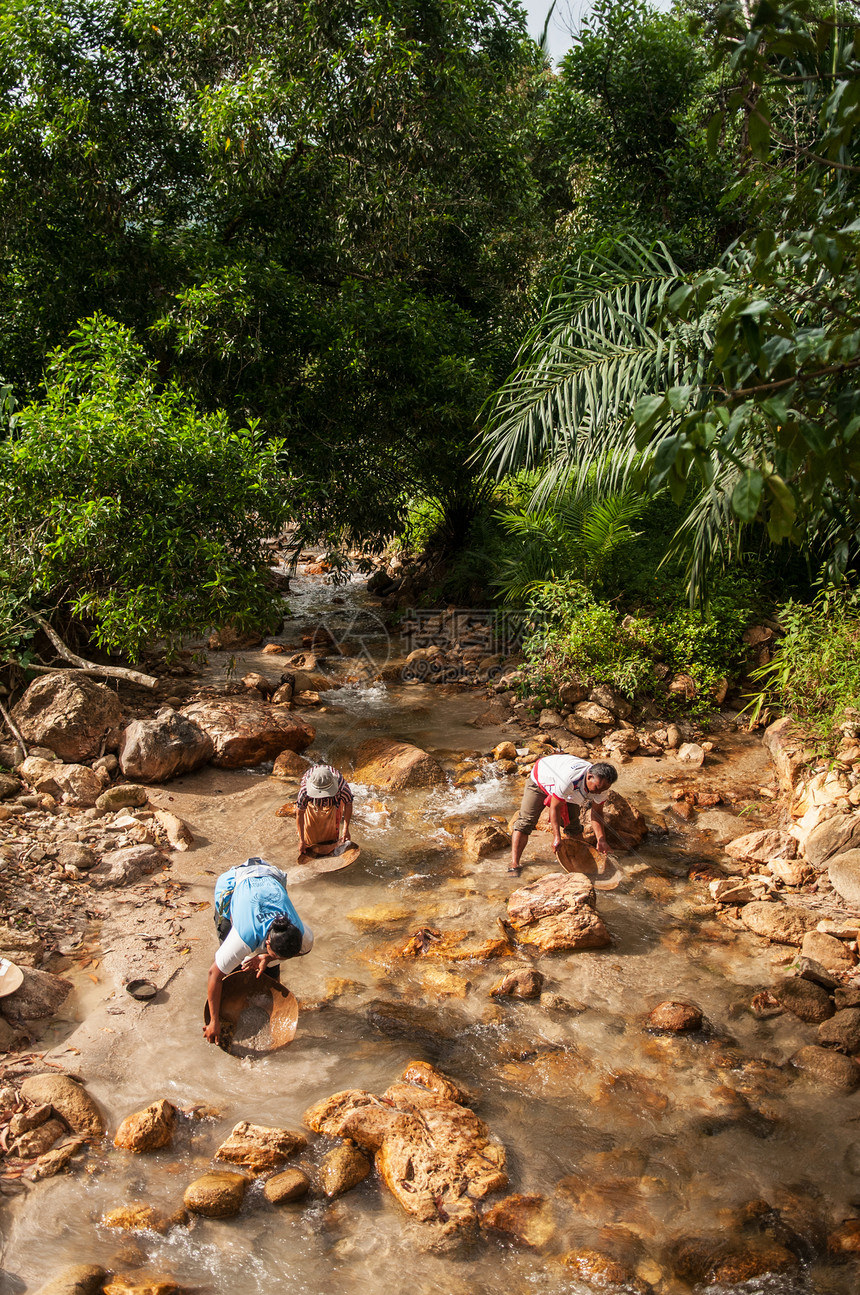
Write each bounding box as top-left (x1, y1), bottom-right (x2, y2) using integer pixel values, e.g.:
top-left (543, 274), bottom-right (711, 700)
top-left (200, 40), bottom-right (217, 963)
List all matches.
top-left (296, 769), bottom-right (353, 811)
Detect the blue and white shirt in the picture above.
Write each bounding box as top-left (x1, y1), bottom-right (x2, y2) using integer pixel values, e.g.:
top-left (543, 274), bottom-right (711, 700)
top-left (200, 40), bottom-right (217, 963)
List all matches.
top-left (214, 859), bottom-right (314, 975)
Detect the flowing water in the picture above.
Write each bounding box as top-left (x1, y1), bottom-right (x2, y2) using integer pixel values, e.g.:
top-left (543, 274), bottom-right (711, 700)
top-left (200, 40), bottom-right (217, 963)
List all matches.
top-left (5, 572), bottom-right (860, 1294)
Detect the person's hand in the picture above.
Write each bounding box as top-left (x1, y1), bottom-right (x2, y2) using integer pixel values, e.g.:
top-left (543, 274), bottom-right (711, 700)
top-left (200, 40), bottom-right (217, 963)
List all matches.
top-left (248, 954), bottom-right (270, 979)
top-left (552, 835), bottom-right (562, 852)
top-left (203, 1019), bottom-right (220, 1045)
top-left (595, 838), bottom-right (610, 855)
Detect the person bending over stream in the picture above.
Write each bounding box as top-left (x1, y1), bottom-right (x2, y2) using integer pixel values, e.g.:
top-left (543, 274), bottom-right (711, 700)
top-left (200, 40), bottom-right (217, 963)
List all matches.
top-left (296, 763), bottom-right (353, 859)
top-left (204, 857), bottom-right (313, 1045)
top-left (509, 756), bottom-right (618, 875)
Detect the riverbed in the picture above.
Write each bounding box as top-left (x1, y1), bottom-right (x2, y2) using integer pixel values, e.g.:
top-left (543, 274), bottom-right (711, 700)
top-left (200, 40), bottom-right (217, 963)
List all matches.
top-left (5, 571), bottom-right (860, 1294)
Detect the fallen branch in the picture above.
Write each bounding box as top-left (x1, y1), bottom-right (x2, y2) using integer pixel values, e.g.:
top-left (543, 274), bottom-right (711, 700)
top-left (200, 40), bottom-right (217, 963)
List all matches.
top-left (25, 609), bottom-right (158, 690)
top-left (0, 700), bottom-right (27, 759)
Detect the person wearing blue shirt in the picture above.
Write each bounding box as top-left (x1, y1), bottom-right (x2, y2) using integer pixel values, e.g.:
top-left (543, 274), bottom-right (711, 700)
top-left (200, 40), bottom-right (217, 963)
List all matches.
top-left (204, 857), bottom-right (313, 1046)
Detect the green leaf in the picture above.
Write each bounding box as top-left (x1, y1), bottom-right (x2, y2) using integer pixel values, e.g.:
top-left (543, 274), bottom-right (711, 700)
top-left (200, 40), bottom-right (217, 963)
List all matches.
top-left (747, 100), bottom-right (771, 160)
top-left (732, 469), bottom-right (764, 522)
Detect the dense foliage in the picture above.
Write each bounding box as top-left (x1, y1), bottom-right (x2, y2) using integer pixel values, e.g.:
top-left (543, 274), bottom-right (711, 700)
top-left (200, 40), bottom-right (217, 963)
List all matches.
top-left (0, 318), bottom-right (291, 660)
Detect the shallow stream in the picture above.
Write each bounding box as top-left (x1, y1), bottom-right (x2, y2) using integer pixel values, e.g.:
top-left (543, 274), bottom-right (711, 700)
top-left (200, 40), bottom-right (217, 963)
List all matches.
top-left (5, 573), bottom-right (860, 1294)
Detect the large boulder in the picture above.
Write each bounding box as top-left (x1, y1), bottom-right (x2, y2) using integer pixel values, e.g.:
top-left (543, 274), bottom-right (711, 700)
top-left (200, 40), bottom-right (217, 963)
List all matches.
top-left (763, 716), bottom-right (807, 794)
top-left (507, 873), bottom-right (611, 952)
top-left (17, 757), bottom-right (103, 808)
top-left (725, 829), bottom-right (797, 864)
top-left (119, 710), bottom-right (214, 783)
top-left (114, 1099), bottom-right (176, 1152)
top-left (304, 1064), bottom-right (507, 1236)
top-left (828, 850), bottom-right (860, 907)
top-left (0, 968), bottom-right (72, 1024)
top-left (11, 675), bottom-right (122, 763)
top-left (581, 791), bottom-right (647, 852)
top-left (19, 1073), bottom-right (105, 1136)
top-left (180, 699), bottom-right (314, 768)
top-left (740, 902), bottom-right (818, 946)
top-left (215, 1121), bottom-right (307, 1173)
top-left (805, 814), bottom-right (860, 869)
top-left (352, 737), bottom-right (445, 791)
top-left (88, 843), bottom-right (169, 889)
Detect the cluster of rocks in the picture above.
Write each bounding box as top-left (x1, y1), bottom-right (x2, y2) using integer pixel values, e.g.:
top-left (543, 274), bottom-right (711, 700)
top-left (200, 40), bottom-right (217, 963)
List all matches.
top-left (0, 1071), bottom-right (103, 1190)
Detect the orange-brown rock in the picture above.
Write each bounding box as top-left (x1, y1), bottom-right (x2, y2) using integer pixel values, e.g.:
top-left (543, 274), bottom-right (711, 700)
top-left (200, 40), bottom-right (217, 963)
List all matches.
top-left (400, 1060), bottom-right (473, 1106)
top-left (263, 1167), bottom-right (311, 1204)
top-left (271, 749), bottom-right (311, 780)
top-left (507, 873), bottom-right (611, 953)
top-left (647, 1000), bottom-right (703, 1033)
top-left (581, 791), bottom-right (647, 851)
top-left (215, 1121), bottom-right (307, 1173)
top-left (829, 1219), bottom-right (860, 1254)
top-left (481, 1193), bottom-right (554, 1248)
top-left (180, 699), bottom-right (314, 768)
top-left (352, 737), bottom-right (445, 791)
top-left (396, 926), bottom-right (513, 961)
top-left (320, 1141), bottom-right (372, 1198)
top-left (114, 1100), bottom-right (176, 1153)
top-left (304, 1070), bottom-right (507, 1233)
top-left (102, 1277), bottom-right (187, 1295)
top-left (19, 1073), bottom-right (104, 1138)
top-left (183, 1170), bottom-right (248, 1217)
top-left (561, 1247), bottom-right (645, 1290)
top-left (102, 1204), bottom-right (176, 1234)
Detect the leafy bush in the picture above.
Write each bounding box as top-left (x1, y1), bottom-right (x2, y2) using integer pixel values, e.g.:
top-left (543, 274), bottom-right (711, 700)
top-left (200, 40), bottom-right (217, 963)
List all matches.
top-left (748, 588), bottom-right (860, 739)
top-left (519, 577), bottom-right (755, 712)
top-left (0, 316), bottom-right (293, 662)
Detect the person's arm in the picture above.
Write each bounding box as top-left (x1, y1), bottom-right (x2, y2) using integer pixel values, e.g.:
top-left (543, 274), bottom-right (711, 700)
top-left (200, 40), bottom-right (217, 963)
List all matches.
top-left (341, 799), bottom-right (353, 841)
top-left (549, 796), bottom-right (566, 851)
top-left (591, 802), bottom-right (609, 853)
top-left (204, 962), bottom-right (225, 1044)
top-left (296, 806), bottom-right (306, 852)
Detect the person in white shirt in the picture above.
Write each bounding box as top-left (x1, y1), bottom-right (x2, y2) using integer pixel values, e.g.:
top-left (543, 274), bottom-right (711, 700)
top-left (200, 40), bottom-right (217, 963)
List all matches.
top-left (509, 755), bottom-right (617, 875)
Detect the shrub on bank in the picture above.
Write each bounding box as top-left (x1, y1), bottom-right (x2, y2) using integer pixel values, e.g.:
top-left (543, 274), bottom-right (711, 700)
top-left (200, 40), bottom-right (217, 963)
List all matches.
top-left (748, 588), bottom-right (860, 740)
top-left (519, 578), bottom-right (755, 714)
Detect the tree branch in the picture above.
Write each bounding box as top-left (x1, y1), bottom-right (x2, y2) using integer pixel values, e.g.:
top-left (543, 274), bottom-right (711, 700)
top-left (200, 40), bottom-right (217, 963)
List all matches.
top-left (25, 610), bottom-right (159, 690)
top-left (0, 700), bottom-right (27, 759)
top-left (716, 353), bottom-right (860, 398)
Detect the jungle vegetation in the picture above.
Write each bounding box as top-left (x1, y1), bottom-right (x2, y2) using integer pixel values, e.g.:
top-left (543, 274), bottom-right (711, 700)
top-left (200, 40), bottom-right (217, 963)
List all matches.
top-left (0, 0), bottom-right (858, 723)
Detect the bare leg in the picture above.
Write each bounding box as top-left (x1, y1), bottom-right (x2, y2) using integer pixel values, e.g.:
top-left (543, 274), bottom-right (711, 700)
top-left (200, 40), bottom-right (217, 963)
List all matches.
top-left (509, 829), bottom-right (528, 874)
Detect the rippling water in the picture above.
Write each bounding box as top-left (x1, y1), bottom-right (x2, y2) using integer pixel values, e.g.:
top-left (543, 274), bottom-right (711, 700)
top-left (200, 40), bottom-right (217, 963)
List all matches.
top-left (5, 571), bottom-right (860, 1294)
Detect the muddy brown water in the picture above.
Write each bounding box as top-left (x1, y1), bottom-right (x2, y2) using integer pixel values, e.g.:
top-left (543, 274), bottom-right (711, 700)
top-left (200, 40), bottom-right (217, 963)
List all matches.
top-left (5, 573), bottom-right (860, 1293)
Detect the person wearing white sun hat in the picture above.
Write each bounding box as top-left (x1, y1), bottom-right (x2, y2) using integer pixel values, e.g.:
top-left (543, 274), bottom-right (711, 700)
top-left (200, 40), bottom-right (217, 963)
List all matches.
top-left (295, 763), bottom-right (354, 859)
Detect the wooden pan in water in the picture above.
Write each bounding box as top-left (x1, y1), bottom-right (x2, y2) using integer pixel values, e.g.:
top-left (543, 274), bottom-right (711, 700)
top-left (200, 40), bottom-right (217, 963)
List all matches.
top-left (204, 968), bottom-right (299, 1057)
top-left (555, 839), bottom-right (625, 891)
top-left (289, 841), bottom-right (360, 886)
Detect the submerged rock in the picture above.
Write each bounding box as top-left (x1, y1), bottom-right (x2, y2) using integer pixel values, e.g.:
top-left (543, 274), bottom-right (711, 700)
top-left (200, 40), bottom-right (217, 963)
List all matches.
top-left (304, 1065), bottom-right (507, 1234)
top-left (351, 737), bottom-right (445, 790)
top-left (102, 1277), bottom-right (187, 1295)
top-left (102, 1204), bottom-right (179, 1234)
top-left (792, 1045), bottom-right (860, 1091)
top-left (481, 1193), bottom-right (555, 1249)
top-left (114, 1100), bottom-right (176, 1153)
top-left (818, 1008), bottom-right (860, 1053)
top-left (12, 675), bottom-right (121, 763)
top-left (647, 1000), bottom-right (703, 1033)
top-left (561, 1248), bottom-right (646, 1291)
top-left (215, 1121), bottom-right (307, 1173)
top-left (490, 968), bottom-right (545, 1000)
top-left (507, 873), bottom-right (610, 952)
top-left (774, 976), bottom-right (834, 1023)
top-left (20, 1073), bottom-right (105, 1137)
top-left (180, 699), bottom-right (314, 768)
top-left (264, 1167), bottom-right (311, 1204)
top-left (463, 822), bottom-right (510, 859)
top-left (320, 1141), bottom-right (372, 1198)
top-left (828, 1219), bottom-right (860, 1254)
top-left (35, 1265), bottom-right (107, 1295)
top-left (183, 1170), bottom-right (248, 1217)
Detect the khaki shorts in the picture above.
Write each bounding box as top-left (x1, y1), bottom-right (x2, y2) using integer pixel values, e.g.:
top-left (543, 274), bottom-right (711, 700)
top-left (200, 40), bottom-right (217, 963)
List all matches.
top-left (512, 778), bottom-right (583, 837)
